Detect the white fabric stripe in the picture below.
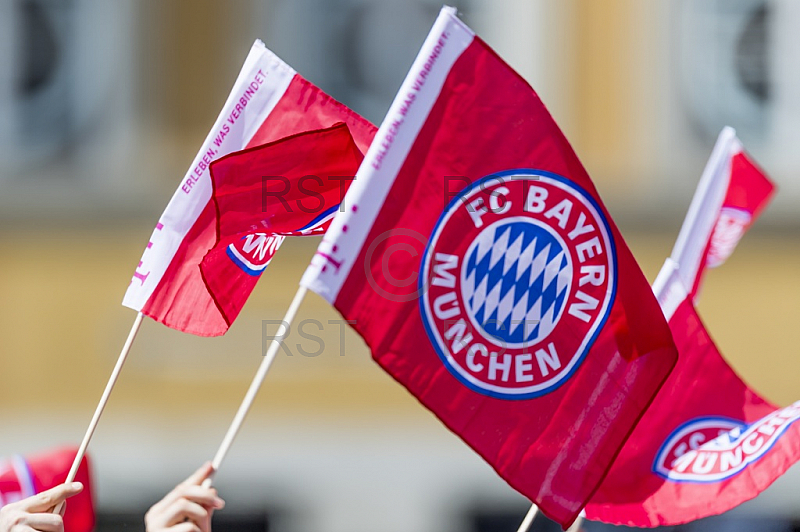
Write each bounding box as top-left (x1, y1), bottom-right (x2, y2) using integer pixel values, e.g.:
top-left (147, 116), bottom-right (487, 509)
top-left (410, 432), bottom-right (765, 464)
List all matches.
top-left (122, 40), bottom-right (295, 311)
top-left (652, 258), bottom-right (688, 321)
top-left (300, 6), bottom-right (475, 302)
top-left (669, 127), bottom-right (740, 294)
top-left (11, 455), bottom-right (35, 498)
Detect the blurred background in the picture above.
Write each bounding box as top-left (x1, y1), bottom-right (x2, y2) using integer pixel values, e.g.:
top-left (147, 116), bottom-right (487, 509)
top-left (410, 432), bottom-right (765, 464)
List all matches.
top-left (0, 0), bottom-right (798, 530)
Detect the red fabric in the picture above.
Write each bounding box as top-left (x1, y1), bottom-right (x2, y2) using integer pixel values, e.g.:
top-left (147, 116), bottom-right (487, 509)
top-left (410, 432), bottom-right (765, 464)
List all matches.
top-left (583, 147), bottom-right (789, 528)
top-left (585, 298), bottom-right (800, 527)
top-left (0, 447), bottom-right (94, 532)
top-left (142, 75), bottom-right (376, 336)
top-left (692, 151), bottom-right (775, 297)
top-left (201, 123), bottom-right (366, 325)
top-left (325, 38), bottom-right (678, 527)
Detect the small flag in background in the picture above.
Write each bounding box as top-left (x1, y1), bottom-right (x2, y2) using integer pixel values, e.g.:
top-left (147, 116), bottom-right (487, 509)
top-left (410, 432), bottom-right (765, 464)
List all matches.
top-left (0, 448), bottom-right (94, 532)
top-left (584, 129), bottom-right (798, 528)
top-left (123, 40), bottom-right (375, 336)
top-left (301, 7), bottom-right (678, 527)
top-left (668, 126), bottom-right (775, 300)
top-left (201, 123), bottom-right (366, 327)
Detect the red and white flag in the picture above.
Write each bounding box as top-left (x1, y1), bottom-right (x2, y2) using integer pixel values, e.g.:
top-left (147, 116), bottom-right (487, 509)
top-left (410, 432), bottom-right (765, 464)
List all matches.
top-left (301, 8), bottom-right (678, 527)
top-left (668, 127), bottom-right (774, 300)
top-left (0, 448), bottom-right (94, 532)
top-left (123, 41), bottom-right (375, 336)
top-left (584, 129), bottom-right (795, 527)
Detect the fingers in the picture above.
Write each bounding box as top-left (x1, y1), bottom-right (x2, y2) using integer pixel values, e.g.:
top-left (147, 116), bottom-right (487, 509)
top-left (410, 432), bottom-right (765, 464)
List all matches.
top-left (167, 522), bottom-right (202, 532)
top-left (174, 486), bottom-right (225, 510)
top-left (164, 499), bottom-right (209, 528)
top-left (20, 512), bottom-right (64, 532)
top-left (182, 462), bottom-right (214, 487)
top-left (20, 483), bottom-right (83, 513)
top-left (158, 490), bottom-right (223, 532)
top-left (155, 481), bottom-right (225, 512)
top-left (0, 509), bottom-right (64, 532)
top-left (144, 465), bottom-right (225, 532)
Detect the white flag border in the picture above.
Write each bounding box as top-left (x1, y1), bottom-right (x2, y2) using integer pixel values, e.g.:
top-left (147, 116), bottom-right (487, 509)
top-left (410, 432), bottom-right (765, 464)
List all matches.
top-left (668, 127), bottom-right (742, 296)
top-left (300, 6), bottom-right (475, 302)
top-left (123, 40), bottom-right (296, 311)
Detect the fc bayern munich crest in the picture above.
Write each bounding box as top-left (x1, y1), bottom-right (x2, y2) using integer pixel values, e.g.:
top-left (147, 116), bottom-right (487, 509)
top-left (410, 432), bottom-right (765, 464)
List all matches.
top-left (420, 170), bottom-right (617, 399)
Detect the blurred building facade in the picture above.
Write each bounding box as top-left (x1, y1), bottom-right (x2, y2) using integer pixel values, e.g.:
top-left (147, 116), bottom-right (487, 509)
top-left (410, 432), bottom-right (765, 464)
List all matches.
top-left (0, 1), bottom-right (798, 530)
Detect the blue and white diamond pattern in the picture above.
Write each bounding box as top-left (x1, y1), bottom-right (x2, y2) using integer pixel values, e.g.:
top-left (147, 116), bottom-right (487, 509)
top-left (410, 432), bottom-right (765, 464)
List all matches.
top-left (461, 219), bottom-right (572, 346)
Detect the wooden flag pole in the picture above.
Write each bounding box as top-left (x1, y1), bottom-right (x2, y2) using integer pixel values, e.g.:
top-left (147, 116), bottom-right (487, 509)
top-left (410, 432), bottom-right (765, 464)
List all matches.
top-left (567, 515), bottom-right (584, 531)
top-left (516, 504), bottom-right (539, 532)
top-left (54, 311), bottom-right (145, 513)
top-left (516, 504), bottom-right (585, 532)
top-left (202, 286), bottom-right (308, 488)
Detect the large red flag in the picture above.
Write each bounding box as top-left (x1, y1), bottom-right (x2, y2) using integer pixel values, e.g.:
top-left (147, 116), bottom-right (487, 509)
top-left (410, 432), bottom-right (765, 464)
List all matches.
top-left (584, 129), bottom-right (795, 527)
top-left (0, 448), bottom-right (94, 532)
top-left (200, 123), bottom-right (366, 326)
top-left (301, 8), bottom-right (677, 527)
top-left (122, 40), bottom-right (375, 336)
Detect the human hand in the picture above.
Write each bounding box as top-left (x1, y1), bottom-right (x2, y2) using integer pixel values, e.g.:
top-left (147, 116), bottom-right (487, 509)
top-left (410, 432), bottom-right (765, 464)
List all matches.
top-left (144, 462), bottom-right (225, 532)
top-left (0, 482), bottom-right (83, 532)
